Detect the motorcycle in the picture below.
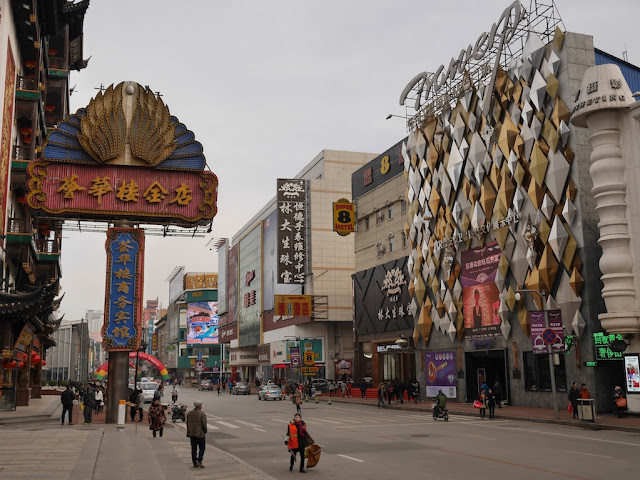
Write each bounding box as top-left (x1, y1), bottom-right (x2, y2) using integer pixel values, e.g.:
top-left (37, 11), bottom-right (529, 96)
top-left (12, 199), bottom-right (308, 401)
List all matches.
top-left (432, 404), bottom-right (449, 421)
top-left (171, 403), bottom-right (187, 422)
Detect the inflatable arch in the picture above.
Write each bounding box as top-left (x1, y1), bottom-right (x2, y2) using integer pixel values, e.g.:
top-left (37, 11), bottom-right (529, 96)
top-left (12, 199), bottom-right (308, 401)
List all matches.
top-left (95, 352), bottom-right (170, 381)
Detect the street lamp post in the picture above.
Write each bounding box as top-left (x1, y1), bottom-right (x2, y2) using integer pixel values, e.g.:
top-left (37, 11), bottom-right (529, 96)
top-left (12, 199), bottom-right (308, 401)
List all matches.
top-left (515, 288), bottom-right (560, 420)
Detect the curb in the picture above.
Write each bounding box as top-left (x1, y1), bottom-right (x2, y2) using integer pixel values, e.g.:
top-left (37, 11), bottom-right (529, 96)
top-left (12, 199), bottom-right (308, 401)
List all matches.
top-left (327, 398), bottom-right (640, 434)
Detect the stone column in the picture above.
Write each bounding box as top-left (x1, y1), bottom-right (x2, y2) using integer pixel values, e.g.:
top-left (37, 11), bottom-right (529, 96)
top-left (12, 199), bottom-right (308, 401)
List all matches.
top-left (572, 64), bottom-right (640, 334)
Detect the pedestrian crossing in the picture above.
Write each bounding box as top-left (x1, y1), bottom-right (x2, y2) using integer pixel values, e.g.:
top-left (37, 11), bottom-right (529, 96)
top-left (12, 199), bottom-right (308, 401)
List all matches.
top-left (170, 410), bottom-right (480, 432)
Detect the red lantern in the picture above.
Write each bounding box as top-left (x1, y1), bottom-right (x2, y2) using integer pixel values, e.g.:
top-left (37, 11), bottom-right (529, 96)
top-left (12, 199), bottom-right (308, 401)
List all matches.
top-left (23, 136), bottom-right (31, 145)
top-left (32, 355), bottom-right (41, 365)
top-left (45, 104), bottom-right (55, 113)
top-left (18, 361), bottom-right (25, 369)
top-left (48, 48), bottom-right (58, 56)
top-left (24, 60), bottom-right (36, 69)
top-left (2, 359), bottom-right (17, 369)
top-left (21, 352), bottom-right (28, 360)
top-left (42, 360), bottom-right (47, 366)
top-left (20, 127), bottom-right (32, 136)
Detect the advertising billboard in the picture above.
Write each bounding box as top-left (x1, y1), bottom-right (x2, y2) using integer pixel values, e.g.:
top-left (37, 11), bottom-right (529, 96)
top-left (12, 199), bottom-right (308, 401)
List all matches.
top-left (353, 257), bottom-right (414, 335)
top-left (625, 354), bottom-right (640, 394)
top-left (461, 242), bottom-right (502, 338)
top-left (425, 350), bottom-right (457, 398)
top-left (186, 301), bottom-right (219, 345)
top-left (277, 178), bottom-right (308, 284)
top-left (238, 225), bottom-right (261, 347)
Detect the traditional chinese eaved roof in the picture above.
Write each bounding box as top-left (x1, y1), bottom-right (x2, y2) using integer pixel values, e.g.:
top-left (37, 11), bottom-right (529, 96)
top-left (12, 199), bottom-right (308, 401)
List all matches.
top-left (43, 82), bottom-right (207, 171)
top-left (0, 282), bottom-right (61, 327)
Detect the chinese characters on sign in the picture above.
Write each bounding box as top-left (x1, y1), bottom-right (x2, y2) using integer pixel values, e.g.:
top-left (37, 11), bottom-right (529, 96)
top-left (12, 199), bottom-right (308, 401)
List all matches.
top-left (184, 273), bottom-right (218, 290)
top-left (27, 162), bottom-right (218, 226)
top-left (277, 179), bottom-right (308, 284)
top-left (594, 332), bottom-right (625, 361)
top-left (275, 295), bottom-right (312, 317)
top-left (530, 311), bottom-right (564, 354)
top-left (103, 229), bottom-right (144, 351)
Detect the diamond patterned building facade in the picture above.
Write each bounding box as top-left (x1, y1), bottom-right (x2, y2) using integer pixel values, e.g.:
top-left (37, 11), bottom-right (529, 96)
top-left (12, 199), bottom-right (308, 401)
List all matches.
top-left (389, 3), bottom-right (640, 412)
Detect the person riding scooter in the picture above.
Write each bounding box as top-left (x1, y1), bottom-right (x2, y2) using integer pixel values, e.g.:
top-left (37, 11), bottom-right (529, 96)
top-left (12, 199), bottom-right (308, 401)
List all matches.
top-left (433, 389), bottom-right (447, 416)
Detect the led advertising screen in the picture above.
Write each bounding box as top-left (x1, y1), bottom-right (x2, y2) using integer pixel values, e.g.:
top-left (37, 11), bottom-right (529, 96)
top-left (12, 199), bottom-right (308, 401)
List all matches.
top-left (187, 301), bottom-right (219, 345)
top-left (461, 242), bottom-right (502, 338)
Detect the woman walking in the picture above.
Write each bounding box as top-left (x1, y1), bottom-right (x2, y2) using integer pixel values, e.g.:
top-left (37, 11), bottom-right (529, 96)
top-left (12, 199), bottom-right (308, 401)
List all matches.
top-left (285, 413), bottom-right (312, 473)
top-left (478, 389), bottom-right (488, 420)
top-left (294, 386), bottom-right (303, 414)
top-left (148, 397), bottom-right (166, 438)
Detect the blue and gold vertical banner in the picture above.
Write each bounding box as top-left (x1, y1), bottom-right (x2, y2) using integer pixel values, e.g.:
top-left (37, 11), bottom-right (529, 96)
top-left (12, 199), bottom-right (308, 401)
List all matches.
top-left (102, 228), bottom-right (145, 351)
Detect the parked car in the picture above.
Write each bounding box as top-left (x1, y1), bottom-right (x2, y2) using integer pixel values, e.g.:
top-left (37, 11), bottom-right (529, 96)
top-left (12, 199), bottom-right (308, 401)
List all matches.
top-left (232, 382), bottom-right (251, 395)
top-left (311, 378), bottom-right (330, 393)
top-left (199, 379), bottom-right (213, 391)
top-left (258, 385), bottom-right (283, 401)
top-left (140, 382), bottom-right (159, 403)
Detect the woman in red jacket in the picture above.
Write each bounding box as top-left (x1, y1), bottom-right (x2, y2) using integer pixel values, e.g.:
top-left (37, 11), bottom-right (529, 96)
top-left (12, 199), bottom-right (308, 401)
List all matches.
top-left (285, 413), bottom-right (312, 473)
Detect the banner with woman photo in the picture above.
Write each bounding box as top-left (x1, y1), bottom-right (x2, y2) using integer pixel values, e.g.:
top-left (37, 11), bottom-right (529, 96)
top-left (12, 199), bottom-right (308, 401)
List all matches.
top-left (461, 242), bottom-right (502, 338)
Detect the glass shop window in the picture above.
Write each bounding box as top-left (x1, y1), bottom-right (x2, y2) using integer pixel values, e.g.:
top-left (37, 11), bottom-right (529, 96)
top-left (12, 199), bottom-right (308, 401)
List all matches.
top-left (523, 352), bottom-right (567, 392)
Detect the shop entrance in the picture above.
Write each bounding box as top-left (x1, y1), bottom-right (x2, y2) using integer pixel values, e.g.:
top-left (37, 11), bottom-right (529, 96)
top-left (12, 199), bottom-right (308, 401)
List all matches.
top-left (464, 349), bottom-right (508, 404)
top-left (375, 346), bottom-right (415, 385)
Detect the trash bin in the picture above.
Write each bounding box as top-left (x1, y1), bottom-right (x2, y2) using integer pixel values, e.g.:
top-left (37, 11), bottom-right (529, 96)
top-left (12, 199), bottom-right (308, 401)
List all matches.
top-left (577, 398), bottom-right (595, 422)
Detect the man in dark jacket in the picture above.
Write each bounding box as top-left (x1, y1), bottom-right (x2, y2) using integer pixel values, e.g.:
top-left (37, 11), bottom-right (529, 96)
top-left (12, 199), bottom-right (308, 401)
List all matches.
top-left (568, 382), bottom-right (579, 419)
top-left (61, 385), bottom-right (75, 425)
top-left (82, 384), bottom-right (96, 424)
top-left (186, 401), bottom-right (207, 468)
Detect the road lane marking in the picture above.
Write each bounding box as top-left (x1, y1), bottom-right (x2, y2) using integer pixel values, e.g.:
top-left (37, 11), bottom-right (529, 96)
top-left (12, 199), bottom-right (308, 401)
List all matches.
top-left (337, 454), bottom-right (365, 463)
top-left (206, 423), bottom-right (219, 430)
top-left (565, 450), bottom-right (613, 459)
top-left (438, 448), bottom-right (591, 480)
top-left (336, 422), bottom-right (430, 429)
top-left (235, 420), bottom-right (261, 428)
top-left (470, 423), bottom-right (640, 447)
top-left (215, 421), bottom-right (240, 429)
top-left (311, 418), bottom-right (341, 424)
top-left (327, 417), bottom-right (359, 423)
top-left (378, 435), bottom-right (397, 440)
top-left (254, 427), bottom-right (267, 432)
top-left (465, 433), bottom-right (495, 440)
top-left (206, 413), bottom-right (224, 419)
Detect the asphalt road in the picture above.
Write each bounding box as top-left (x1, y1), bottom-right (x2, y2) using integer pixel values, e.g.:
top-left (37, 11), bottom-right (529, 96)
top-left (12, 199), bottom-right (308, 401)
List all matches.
top-left (171, 386), bottom-right (638, 479)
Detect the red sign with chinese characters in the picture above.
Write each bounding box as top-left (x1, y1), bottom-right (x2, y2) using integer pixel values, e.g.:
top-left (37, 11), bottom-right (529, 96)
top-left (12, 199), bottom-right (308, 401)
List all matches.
top-left (27, 161), bottom-right (217, 226)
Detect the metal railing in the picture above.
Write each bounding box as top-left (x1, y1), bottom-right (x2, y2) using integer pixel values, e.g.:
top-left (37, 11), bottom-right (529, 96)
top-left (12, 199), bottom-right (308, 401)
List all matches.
top-left (8, 217), bottom-right (28, 234)
top-left (49, 57), bottom-right (64, 69)
top-left (35, 239), bottom-right (60, 254)
top-left (16, 76), bottom-right (37, 91)
top-left (12, 146), bottom-right (31, 160)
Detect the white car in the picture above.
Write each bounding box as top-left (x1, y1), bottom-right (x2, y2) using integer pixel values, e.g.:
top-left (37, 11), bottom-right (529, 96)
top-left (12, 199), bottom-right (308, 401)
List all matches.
top-left (140, 382), bottom-right (159, 403)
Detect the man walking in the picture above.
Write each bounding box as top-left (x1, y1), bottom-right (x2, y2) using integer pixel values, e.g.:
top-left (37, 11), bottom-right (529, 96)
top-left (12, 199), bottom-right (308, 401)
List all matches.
top-left (186, 401), bottom-right (208, 468)
top-left (82, 384), bottom-right (96, 425)
top-left (61, 384), bottom-right (75, 425)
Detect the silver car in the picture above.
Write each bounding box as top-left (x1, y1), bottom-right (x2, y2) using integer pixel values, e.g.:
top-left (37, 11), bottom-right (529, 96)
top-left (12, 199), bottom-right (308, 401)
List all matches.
top-left (258, 385), bottom-right (283, 401)
top-left (231, 382), bottom-right (251, 395)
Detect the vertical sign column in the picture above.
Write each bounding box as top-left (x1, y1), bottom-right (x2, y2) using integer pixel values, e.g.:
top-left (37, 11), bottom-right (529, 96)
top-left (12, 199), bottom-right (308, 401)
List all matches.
top-left (102, 228), bottom-right (145, 351)
top-left (277, 179), bottom-right (308, 284)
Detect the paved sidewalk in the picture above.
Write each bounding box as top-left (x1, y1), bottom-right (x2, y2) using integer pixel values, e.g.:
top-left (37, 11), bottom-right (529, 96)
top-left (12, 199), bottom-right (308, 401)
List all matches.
top-left (0, 397), bottom-right (277, 480)
top-left (318, 393), bottom-right (640, 432)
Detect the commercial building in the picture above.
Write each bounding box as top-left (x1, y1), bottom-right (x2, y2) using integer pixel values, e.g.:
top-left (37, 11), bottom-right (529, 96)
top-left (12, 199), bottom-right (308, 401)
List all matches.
top-left (352, 139), bottom-right (415, 385)
top-left (0, 0), bottom-right (90, 409)
top-left (44, 318), bottom-right (89, 383)
top-left (218, 149), bottom-right (377, 385)
top-left (392, 2), bottom-right (640, 413)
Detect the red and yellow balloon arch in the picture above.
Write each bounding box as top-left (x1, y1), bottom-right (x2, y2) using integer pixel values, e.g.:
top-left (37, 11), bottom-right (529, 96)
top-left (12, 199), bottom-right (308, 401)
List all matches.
top-left (95, 352), bottom-right (170, 381)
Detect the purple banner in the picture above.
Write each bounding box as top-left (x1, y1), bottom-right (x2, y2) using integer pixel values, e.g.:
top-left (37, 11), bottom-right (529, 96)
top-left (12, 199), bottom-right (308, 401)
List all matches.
top-left (530, 310), bottom-right (564, 354)
top-left (425, 350), bottom-right (457, 398)
top-left (290, 346), bottom-right (301, 367)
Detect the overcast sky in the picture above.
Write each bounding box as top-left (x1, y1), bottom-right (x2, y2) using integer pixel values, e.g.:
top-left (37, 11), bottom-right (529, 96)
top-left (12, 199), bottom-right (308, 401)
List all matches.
top-left (59, 0), bottom-right (639, 321)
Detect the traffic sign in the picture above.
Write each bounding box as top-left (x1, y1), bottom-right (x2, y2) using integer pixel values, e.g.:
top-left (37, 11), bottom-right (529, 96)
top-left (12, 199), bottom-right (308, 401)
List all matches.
top-left (542, 328), bottom-right (557, 345)
top-left (301, 367), bottom-right (319, 374)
